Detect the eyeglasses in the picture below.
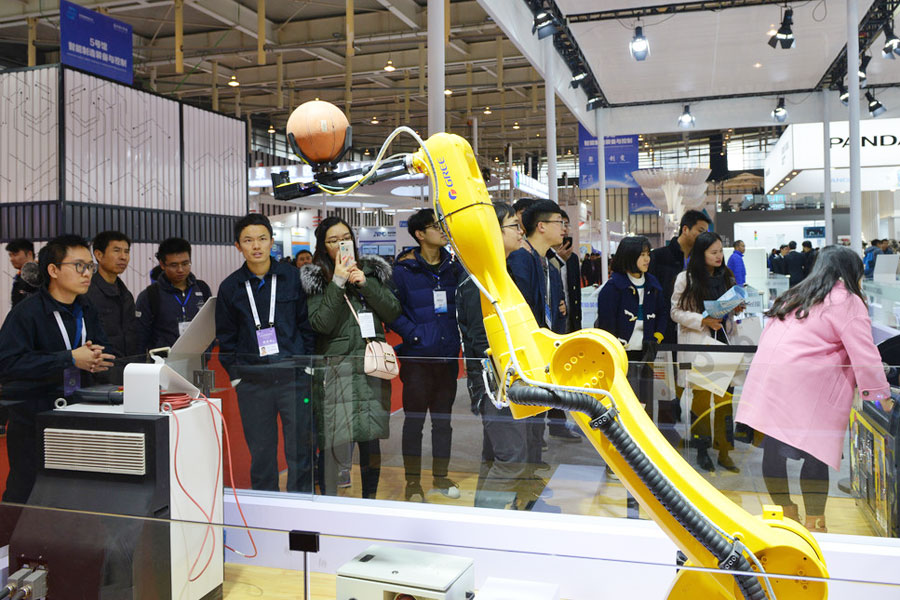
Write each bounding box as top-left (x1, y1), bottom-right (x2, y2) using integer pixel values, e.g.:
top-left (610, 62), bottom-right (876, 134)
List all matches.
top-left (164, 260), bottom-right (192, 270)
top-left (325, 235), bottom-right (353, 245)
top-left (57, 261), bottom-right (97, 275)
top-left (540, 219), bottom-right (566, 227)
top-left (500, 224), bottom-right (522, 232)
top-left (424, 223), bottom-right (443, 232)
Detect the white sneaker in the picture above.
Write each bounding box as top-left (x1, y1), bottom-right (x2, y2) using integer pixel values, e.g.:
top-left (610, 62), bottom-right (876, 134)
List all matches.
top-left (432, 477), bottom-right (461, 499)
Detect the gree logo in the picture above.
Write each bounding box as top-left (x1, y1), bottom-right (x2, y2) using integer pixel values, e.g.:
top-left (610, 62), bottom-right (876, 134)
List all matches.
top-left (438, 159), bottom-right (457, 200)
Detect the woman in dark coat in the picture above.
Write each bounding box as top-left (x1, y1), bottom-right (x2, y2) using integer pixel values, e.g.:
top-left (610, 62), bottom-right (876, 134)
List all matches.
top-left (300, 216), bottom-right (401, 498)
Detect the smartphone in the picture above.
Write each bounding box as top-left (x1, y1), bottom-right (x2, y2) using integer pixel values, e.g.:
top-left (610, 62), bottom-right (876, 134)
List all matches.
top-left (338, 240), bottom-right (354, 264)
top-left (563, 236), bottom-right (573, 248)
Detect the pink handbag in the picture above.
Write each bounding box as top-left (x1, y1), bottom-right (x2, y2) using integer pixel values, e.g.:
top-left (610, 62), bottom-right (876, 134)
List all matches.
top-left (345, 296), bottom-right (399, 380)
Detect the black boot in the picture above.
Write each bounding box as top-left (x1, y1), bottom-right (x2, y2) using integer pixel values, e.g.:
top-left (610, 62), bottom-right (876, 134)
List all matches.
top-left (694, 437), bottom-right (714, 472)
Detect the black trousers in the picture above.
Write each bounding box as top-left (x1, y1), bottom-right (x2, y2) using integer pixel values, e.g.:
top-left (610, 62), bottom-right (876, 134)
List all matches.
top-left (475, 399), bottom-right (529, 508)
top-left (3, 407), bottom-right (37, 504)
top-left (400, 359), bottom-right (458, 482)
top-left (319, 439), bottom-right (381, 499)
top-left (762, 435), bottom-right (829, 516)
top-left (234, 363), bottom-right (313, 493)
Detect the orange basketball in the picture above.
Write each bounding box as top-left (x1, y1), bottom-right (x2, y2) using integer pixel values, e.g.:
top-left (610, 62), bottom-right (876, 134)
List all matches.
top-left (286, 100), bottom-right (350, 164)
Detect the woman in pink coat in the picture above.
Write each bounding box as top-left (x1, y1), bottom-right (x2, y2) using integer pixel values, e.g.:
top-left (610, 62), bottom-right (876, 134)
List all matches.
top-left (736, 245), bottom-right (893, 533)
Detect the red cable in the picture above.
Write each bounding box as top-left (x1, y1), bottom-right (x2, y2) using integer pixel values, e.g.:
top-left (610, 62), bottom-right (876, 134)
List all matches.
top-left (162, 392), bottom-right (259, 563)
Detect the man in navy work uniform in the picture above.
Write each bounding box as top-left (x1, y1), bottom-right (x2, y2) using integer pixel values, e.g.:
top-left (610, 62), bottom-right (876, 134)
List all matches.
top-left (216, 214), bottom-right (316, 492)
top-left (135, 237), bottom-right (213, 352)
top-left (507, 199), bottom-right (569, 466)
top-left (0, 235), bottom-right (115, 503)
top-left (391, 209), bottom-right (464, 502)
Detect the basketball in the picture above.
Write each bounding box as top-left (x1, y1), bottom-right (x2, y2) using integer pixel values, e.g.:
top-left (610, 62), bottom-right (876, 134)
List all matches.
top-left (286, 100), bottom-right (350, 164)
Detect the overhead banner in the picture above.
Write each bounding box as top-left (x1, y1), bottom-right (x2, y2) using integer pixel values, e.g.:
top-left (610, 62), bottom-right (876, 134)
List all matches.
top-left (60, 0), bottom-right (133, 85)
top-left (578, 123), bottom-right (600, 189)
top-left (578, 126), bottom-right (640, 190)
top-left (628, 188), bottom-right (658, 214)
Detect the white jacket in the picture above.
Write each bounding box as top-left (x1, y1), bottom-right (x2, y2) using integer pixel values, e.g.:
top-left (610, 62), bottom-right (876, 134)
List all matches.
top-left (670, 271), bottom-right (738, 389)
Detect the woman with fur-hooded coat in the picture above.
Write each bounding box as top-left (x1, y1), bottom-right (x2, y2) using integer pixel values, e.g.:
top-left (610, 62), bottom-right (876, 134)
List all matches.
top-left (300, 217), bottom-right (401, 498)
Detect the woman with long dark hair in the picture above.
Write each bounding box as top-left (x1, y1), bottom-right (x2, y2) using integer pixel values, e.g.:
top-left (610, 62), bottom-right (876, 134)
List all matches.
top-left (670, 231), bottom-right (742, 473)
top-left (736, 245), bottom-right (891, 532)
top-left (300, 216), bottom-right (401, 498)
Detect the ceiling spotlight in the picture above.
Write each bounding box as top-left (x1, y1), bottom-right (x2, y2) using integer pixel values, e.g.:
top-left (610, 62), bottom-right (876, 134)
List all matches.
top-left (771, 97), bottom-right (787, 123)
top-left (884, 23), bottom-right (900, 58)
top-left (384, 59), bottom-right (396, 72)
top-left (768, 8), bottom-right (795, 49)
top-left (483, 106), bottom-right (492, 114)
top-left (364, 148), bottom-right (370, 156)
top-left (859, 54), bottom-right (871, 84)
top-left (227, 74), bottom-right (240, 87)
top-left (677, 104), bottom-right (695, 128)
top-left (570, 71), bottom-right (587, 88)
top-left (444, 88), bottom-right (453, 95)
top-left (267, 124), bottom-right (276, 134)
top-left (513, 122), bottom-right (520, 130)
top-left (370, 117), bottom-right (379, 124)
top-left (586, 96), bottom-right (603, 111)
top-left (532, 11), bottom-right (559, 40)
top-left (838, 82), bottom-right (850, 106)
top-left (493, 156), bottom-right (500, 163)
top-left (867, 90), bottom-right (886, 117)
top-left (630, 26), bottom-right (650, 61)
top-left (566, 148), bottom-right (573, 155)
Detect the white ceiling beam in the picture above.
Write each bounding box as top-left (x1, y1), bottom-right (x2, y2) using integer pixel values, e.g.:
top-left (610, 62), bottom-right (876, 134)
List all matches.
top-left (189, 0), bottom-right (276, 45)
top-left (299, 47), bottom-right (345, 68)
top-left (449, 37), bottom-right (470, 55)
top-left (374, 0), bottom-right (421, 30)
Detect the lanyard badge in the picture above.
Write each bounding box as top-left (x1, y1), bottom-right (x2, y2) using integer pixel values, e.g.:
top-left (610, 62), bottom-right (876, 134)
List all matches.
top-left (245, 278), bottom-right (279, 356)
top-left (55, 309), bottom-right (87, 395)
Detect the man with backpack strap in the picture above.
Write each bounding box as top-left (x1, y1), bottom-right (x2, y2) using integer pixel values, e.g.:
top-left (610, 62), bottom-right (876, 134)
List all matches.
top-left (135, 237), bottom-right (212, 352)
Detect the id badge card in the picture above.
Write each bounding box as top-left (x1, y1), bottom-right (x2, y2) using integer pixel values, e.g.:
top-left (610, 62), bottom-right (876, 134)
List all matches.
top-left (433, 290), bottom-right (448, 314)
top-left (178, 320), bottom-right (191, 336)
top-left (63, 366), bottom-right (82, 397)
top-left (358, 312), bottom-right (377, 338)
top-left (256, 327), bottom-right (280, 356)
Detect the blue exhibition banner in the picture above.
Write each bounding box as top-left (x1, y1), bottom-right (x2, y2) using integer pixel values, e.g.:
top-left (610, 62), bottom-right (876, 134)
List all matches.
top-left (578, 123), bottom-right (600, 189)
top-left (628, 188), bottom-right (658, 215)
top-left (60, 0), bottom-right (133, 85)
top-left (604, 135), bottom-right (639, 189)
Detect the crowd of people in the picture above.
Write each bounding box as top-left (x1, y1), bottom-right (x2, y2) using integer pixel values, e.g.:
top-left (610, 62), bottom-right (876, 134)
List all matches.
top-left (0, 202), bottom-right (893, 530)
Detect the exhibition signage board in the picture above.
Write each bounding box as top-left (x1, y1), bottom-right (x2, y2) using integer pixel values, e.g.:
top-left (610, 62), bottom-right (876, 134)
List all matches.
top-left (628, 188), bottom-right (658, 214)
top-left (60, 0), bottom-right (133, 85)
top-left (512, 169), bottom-right (549, 198)
top-left (578, 126), bottom-right (640, 191)
top-left (578, 123), bottom-right (600, 189)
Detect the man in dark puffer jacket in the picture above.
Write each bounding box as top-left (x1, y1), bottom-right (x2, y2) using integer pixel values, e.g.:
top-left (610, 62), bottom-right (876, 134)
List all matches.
top-left (391, 209), bottom-right (464, 502)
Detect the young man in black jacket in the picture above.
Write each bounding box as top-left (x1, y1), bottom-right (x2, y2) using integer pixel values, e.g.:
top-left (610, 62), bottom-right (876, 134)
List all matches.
top-left (0, 235), bottom-right (115, 502)
top-left (135, 237), bottom-right (213, 352)
top-left (7, 238), bottom-right (38, 309)
top-left (216, 214), bottom-right (316, 493)
top-left (784, 241), bottom-right (806, 287)
top-left (648, 210), bottom-right (711, 344)
top-left (86, 231), bottom-right (140, 381)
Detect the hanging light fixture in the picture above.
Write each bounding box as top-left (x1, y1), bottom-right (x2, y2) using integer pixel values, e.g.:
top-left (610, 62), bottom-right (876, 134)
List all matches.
top-left (768, 8), bottom-right (795, 49)
top-left (883, 22), bottom-right (900, 58)
top-left (867, 90), bottom-right (886, 117)
top-left (570, 71), bottom-right (587, 88)
top-left (629, 26), bottom-right (650, 61)
top-left (364, 148), bottom-right (371, 156)
top-left (513, 122), bottom-right (520, 130)
top-left (586, 96), bottom-right (603, 111)
top-left (227, 74), bottom-right (240, 87)
top-left (483, 106), bottom-right (492, 115)
top-left (859, 54), bottom-right (871, 84)
top-left (677, 104), bottom-right (695, 128)
top-left (384, 59), bottom-right (396, 72)
top-left (444, 88), bottom-right (453, 96)
top-left (370, 116), bottom-right (379, 125)
top-left (771, 98), bottom-right (788, 123)
top-left (267, 123), bottom-right (276, 134)
top-left (532, 11), bottom-right (559, 40)
top-left (838, 82), bottom-right (850, 106)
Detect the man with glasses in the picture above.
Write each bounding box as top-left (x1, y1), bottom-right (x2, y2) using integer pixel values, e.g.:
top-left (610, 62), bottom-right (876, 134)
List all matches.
top-left (216, 213), bottom-right (316, 493)
top-left (86, 231), bottom-right (141, 380)
top-left (391, 208), bottom-right (464, 502)
top-left (135, 237), bottom-right (213, 352)
top-left (0, 235), bottom-right (115, 502)
top-left (507, 199), bottom-right (569, 468)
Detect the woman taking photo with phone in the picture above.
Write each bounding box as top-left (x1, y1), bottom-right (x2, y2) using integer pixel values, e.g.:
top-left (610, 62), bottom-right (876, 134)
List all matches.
top-left (671, 231), bottom-right (742, 473)
top-left (301, 216), bottom-right (401, 498)
top-left (736, 245), bottom-right (892, 532)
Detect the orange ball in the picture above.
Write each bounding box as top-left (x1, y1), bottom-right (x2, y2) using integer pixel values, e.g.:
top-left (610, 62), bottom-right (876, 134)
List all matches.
top-left (286, 100), bottom-right (350, 164)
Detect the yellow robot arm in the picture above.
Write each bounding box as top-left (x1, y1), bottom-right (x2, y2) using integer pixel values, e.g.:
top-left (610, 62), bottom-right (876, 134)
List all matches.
top-left (408, 132), bottom-right (828, 600)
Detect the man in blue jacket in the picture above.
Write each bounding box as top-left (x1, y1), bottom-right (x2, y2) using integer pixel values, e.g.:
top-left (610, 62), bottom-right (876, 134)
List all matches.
top-left (135, 237), bottom-right (213, 352)
top-left (507, 199), bottom-right (570, 466)
top-left (726, 240), bottom-right (746, 286)
top-left (216, 214), bottom-right (316, 493)
top-left (0, 235), bottom-right (115, 503)
top-left (391, 209), bottom-right (464, 502)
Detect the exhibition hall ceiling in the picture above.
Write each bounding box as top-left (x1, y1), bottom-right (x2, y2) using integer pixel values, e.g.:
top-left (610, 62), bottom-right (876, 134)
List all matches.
top-left (0, 0), bottom-right (897, 160)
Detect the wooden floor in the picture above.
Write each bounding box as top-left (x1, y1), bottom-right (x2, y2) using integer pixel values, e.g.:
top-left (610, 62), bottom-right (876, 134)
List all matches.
top-left (224, 564), bottom-right (335, 599)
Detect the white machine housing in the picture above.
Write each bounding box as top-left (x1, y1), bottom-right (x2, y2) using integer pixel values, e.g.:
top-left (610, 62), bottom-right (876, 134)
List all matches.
top-left (336, 544), bottom-right (474, 600)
